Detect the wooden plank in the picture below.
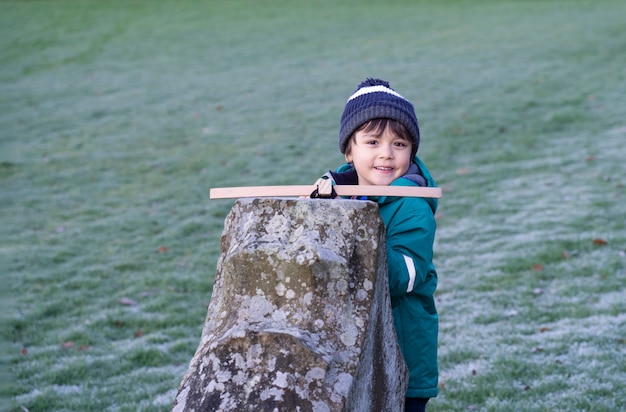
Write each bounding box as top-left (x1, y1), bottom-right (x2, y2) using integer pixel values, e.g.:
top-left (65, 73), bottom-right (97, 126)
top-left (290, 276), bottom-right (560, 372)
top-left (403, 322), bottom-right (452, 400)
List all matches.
top-left (335, 185), bottom-right (441, 198)
top-left (210, 186), bottom-right (315, 199)
top-left (209, 185), bottom-right (442, 199)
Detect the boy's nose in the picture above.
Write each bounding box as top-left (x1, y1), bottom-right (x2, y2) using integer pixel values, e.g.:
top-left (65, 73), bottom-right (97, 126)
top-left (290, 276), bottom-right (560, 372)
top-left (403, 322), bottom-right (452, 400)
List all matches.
top-left (379, 144), bottom-right (394, 158)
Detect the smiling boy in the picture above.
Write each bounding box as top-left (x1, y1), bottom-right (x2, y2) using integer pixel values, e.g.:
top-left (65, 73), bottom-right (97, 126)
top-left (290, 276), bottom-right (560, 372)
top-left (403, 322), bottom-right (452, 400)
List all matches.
top-left (319, 78), bottom-right (439, 412)
top-left (345, 119), bottom-right (413, 186)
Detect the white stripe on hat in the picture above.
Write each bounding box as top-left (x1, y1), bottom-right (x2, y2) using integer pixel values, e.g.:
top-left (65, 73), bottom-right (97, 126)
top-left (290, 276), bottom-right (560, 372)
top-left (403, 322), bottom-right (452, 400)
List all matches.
top-left (347, 85), bottom-right (408, 102)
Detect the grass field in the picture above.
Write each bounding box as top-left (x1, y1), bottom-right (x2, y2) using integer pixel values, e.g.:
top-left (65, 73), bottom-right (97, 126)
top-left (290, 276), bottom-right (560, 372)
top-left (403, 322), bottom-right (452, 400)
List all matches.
top-left (2, 1), bottom-right (625, 411)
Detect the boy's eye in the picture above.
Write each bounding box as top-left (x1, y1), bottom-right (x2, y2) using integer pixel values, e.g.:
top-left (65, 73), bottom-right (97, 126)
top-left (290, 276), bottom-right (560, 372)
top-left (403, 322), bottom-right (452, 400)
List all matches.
top-left (394, 141), bottom-right (408, 148)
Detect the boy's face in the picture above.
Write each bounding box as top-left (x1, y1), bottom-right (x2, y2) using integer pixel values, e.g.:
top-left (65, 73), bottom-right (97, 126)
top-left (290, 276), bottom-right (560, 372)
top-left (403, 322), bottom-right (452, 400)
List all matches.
top-left (345, 125), bottom-right (412, 186)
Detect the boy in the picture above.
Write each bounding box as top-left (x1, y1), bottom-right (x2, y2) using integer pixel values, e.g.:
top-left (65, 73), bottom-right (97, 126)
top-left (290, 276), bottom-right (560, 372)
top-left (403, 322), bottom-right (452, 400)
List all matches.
top-left (318, 78), bottom-right (439, 412)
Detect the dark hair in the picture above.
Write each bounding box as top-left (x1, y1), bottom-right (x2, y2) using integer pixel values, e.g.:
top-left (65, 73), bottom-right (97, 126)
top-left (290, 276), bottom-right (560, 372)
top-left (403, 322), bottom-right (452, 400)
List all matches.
top-left (345, 118), bottom-right (412, 155)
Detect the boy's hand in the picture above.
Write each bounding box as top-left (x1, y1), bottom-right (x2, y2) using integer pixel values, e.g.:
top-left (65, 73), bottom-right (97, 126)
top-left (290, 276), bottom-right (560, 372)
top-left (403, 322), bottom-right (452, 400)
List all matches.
top-left (309, 175), bottom-right (337, 199)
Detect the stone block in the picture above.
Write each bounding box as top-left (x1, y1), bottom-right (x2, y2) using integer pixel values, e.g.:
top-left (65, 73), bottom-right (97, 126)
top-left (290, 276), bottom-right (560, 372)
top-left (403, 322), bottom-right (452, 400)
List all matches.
top-left (172, 198), bottom-right (407, 411)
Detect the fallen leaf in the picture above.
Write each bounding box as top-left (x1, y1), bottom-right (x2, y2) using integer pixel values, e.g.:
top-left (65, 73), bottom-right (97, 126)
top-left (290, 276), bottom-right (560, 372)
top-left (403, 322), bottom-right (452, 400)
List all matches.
top-left (456, 167), bottom-right (469, 175)
top-left (120, 297), bottom-right (138, 306)
top-left (586, 155), bottom-right (596, 162)
top-left (21, 347), bottom-right (27, 355)
top-left (532, 264), bottom-right (543, 271)
top-left (134, 330), bottom-right (145, 338)
top-left (78, 345), bottom-right (90, 351)
top-left (62, 341), bottom-right (75, 349)
top-left (157, 246), bottom-right (169, 253)
top-left (540, 326), bottom-right (549, 333)
top-left (592, 238), bottom-right (608, 246)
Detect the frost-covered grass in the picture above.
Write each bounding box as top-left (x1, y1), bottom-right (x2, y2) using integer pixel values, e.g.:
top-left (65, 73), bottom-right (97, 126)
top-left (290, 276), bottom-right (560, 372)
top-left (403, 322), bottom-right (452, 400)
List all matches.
top-left (434, 128), bottom-right (625, 411)
top-left (2, 0), bottom-right (625, 411)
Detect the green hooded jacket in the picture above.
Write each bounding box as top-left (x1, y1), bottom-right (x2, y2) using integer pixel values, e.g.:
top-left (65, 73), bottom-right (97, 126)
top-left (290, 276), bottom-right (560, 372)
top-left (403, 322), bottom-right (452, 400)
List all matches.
top-left (330, 155), bottom-right (439, 399)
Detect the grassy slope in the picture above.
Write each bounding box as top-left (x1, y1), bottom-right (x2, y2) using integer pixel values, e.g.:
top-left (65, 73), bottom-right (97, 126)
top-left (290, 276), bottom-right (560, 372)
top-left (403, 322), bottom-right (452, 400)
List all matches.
top-left (1, 0), bottom-right (624, 411)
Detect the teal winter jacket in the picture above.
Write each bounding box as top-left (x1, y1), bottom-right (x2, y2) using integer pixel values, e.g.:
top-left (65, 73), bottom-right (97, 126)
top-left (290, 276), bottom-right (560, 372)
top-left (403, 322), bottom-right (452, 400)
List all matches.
top-left (330, 155), bottom-right (439, 399)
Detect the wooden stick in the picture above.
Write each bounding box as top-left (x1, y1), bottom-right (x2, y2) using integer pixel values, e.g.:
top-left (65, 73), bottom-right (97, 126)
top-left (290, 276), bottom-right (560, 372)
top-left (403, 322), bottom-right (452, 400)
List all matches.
top-left (209, 185), bottom-right (442, 199)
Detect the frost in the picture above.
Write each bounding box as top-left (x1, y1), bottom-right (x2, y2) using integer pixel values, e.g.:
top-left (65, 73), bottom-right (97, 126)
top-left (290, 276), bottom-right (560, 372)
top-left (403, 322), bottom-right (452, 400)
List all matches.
top-left (435, 127), bottom-right (626, 409)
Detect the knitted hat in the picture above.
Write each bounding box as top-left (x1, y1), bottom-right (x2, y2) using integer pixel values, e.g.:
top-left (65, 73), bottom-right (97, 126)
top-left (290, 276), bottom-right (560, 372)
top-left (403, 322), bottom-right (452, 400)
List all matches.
top-left (339, 78), bottom-right (420, 157)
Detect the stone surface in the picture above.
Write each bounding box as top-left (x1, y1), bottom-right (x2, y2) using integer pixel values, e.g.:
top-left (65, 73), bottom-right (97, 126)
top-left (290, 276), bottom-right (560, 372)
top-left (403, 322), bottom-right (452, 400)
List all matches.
top-left (172, 198), bottom-right (407, 411)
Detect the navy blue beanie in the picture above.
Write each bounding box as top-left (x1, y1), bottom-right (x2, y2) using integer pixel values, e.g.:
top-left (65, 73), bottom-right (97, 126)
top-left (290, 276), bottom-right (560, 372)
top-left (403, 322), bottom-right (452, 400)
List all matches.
top-left (339, 78), bottom-right (420, 158)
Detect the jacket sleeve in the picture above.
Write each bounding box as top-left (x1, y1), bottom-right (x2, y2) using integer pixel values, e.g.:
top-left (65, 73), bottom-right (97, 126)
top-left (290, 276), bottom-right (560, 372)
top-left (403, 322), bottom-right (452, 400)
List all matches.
top-left (385, 198), bottom-right (437, 298)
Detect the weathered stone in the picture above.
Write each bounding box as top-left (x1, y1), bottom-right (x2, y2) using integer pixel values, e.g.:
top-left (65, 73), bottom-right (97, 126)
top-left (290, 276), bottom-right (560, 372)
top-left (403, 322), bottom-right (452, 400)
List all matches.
top-left (172, 198), bottom-right (407, 412)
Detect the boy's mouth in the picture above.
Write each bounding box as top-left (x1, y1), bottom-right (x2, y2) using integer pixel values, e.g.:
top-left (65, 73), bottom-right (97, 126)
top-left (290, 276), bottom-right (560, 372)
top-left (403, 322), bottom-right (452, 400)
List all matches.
top-left (374, 166), bottom-right (393, 171)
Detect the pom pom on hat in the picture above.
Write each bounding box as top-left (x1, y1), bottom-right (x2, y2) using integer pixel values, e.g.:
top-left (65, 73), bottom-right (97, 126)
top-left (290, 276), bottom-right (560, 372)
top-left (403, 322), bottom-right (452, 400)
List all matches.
top-left (339, 78), bottom-right (420, 157)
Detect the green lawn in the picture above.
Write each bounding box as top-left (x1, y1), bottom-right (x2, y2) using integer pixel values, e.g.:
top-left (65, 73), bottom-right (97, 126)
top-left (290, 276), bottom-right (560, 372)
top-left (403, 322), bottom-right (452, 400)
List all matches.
top-left (2, 1), bottom-right (625, 411)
